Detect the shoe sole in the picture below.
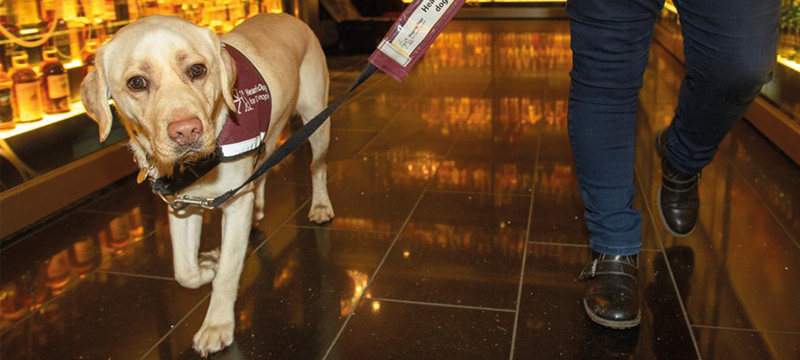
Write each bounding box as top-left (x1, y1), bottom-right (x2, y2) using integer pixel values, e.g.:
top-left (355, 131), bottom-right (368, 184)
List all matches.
top-left (657, 185), bottom-right (696, 238)
top-left (583, 299), bottom-right (641, 329)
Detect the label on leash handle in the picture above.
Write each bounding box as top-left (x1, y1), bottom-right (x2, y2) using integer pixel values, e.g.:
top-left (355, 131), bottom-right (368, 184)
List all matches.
top-left (369, 0), bottom-right (466, 82)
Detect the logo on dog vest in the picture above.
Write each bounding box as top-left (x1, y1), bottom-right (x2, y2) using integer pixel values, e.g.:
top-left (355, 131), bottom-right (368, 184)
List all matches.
top-left (219, 44), bottom-right (272, 160)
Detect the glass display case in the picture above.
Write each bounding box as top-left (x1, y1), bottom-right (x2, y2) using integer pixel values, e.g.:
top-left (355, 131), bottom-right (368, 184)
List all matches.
top-left (654, 0), bottom-right (800, 165)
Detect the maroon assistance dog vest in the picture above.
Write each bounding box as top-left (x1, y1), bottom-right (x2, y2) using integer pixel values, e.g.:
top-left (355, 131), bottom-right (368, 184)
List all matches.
top-left (218, 44), bottom-right (272, 160)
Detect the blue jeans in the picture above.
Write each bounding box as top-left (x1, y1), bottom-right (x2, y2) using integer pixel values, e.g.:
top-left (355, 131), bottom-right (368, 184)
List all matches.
top-left (567, 0), bottom-right (779, 255)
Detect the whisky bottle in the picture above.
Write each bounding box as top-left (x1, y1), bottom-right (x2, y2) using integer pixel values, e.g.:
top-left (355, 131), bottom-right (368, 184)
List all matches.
top-left (86, 0), bottom-right (106, 20)
top-left (9, 52), bottom-right (43, 123)
top-left (53, 19), bottom-right (72, 63)
top-left (67, 20), bottom-right (83, 62)
top-left (104, 0), bottom-right (118, 22)
top-left (82, 39), bottom-right (99, 78)
top-left (127, 0), bottom-right (139, 21)
top-left (0, 65), bottom-right (14, 130)
top-left (40, 0), bottom-right (57, 23)
top-left (40, 47), bottom-right (71, 114)
top-left (61, 0), bottom-right (79, 20)
top-left (12, 0), bottom-right (41, 30)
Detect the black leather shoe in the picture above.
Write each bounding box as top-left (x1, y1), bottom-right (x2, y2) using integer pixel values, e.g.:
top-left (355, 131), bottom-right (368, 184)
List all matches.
top-left (656, 128), bottom-right (700, 237)
top-left (578, 251), bottom-right (641, 329)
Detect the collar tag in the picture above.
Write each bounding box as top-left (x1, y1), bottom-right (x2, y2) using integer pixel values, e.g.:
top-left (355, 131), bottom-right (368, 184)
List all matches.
top-left (136, 168), bottom-right (148, 184)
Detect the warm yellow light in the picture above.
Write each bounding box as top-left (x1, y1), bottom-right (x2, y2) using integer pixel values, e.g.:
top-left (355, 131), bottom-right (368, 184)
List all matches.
top-left (664, 0), bottom-right (678, 14)
top-left (64, 60), bottom-right (84, 70)
top-left (0, 102), bottom-right (87, 140)
top-left (778, 56), bottom-right (800, 74)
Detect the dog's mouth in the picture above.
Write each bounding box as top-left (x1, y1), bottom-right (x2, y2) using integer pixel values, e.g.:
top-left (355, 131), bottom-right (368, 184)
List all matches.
top-left (175, 142), bottom-right (215, 164)
top-left (151, 141), bottom-right (216, 177)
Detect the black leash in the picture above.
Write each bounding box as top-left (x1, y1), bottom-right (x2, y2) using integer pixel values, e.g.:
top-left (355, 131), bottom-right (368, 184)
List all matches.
top-left (159, 63), bottom-right (378, 210)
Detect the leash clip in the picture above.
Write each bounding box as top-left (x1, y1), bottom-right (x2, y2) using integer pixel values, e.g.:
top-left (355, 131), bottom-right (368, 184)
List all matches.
top-left (158, 192), bottom-right (216, 211)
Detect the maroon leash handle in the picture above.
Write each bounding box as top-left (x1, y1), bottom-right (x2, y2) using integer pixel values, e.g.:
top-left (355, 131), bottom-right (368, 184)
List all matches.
top-left (369, 0), bottom-right (468, 82)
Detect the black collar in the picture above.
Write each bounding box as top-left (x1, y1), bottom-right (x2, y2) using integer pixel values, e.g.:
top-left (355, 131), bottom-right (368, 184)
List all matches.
top-left (150, 142), bottom-right (264, 197)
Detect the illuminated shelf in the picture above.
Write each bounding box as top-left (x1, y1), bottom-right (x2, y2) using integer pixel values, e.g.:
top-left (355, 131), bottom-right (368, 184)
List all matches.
top-left (778, 56), bottom-right (800, 73)
top-left (0, 102), bottom-right (87, 140)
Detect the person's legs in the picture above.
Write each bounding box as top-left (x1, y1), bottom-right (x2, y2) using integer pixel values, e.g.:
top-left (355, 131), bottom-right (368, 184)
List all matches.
top-left (657, 0), bottom-right (779, 236)
top-left (567, 0), bottom-right (664, 328)
top-left (567, 0), bottom-right (664, 256)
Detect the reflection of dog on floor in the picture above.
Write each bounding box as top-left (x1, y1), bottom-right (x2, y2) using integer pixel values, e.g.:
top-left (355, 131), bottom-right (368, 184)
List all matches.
top-left (80, 14), bottom-right (334, 356)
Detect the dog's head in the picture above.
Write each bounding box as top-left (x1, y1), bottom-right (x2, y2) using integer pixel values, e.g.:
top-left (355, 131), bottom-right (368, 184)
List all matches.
top-left (81, 15), bottom-right (236, 176)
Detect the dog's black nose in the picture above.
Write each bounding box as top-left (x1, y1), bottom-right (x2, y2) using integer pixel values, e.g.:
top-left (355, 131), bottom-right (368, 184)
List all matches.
top-left (168, 118), bottom-right (203, 146)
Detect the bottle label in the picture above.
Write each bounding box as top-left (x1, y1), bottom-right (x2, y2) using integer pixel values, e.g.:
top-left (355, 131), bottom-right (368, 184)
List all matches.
top-left (0, 88), bottom-right (12, 122)
top-left (15, 82), bottom-right (43, 121)
top-left (17, 0), bottom-right (41, 25)
top-left (47, 74), bottom-right (70, 99)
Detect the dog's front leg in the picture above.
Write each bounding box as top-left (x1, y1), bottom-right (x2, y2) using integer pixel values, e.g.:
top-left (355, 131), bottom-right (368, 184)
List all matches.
top-left (169, 207), bottom-right (216, 288)
top-left (193, 190), bottom-right (254, 356)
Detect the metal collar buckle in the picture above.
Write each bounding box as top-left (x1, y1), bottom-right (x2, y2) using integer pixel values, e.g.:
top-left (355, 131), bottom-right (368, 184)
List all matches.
top-left (157, 192), bottom-right (216, 211)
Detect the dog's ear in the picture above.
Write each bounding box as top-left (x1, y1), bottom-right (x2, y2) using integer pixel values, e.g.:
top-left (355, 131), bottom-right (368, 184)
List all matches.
top-left (206, 28), bottom-right (236, 112)
top-left (80, 46), bottom-right (113, 143)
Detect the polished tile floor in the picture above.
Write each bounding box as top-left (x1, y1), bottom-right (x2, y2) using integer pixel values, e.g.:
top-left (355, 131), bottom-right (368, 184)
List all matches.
top-left (2, 20), bottom-right (800, 360)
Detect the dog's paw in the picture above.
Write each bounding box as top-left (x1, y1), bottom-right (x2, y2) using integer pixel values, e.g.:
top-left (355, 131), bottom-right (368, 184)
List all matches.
top-left (308, 203), bottom-right (334, 224)
top-left (193, 322), bottom-right (234, 357)
top-left (253, 210), bottom-right (264, 226)
top-left (199, 249), bottom-right (220, 273)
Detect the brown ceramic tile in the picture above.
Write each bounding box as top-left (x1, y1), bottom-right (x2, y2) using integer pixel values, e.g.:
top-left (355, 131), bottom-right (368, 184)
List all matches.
top-left (328, 67), bottom-right (380, 101)
top-left (658, 161), bottom-right (800, 333)
top-left (329, 299), bottom-right (515, 360)
top-left (100, 182), bottom-right (312, 278)
top-left (724, 121), bottom-right (800, 240)
top-left (81, 174), bottom-right (167, 216)
top-left (445, 93), bottom-right (571, 164)
top-left (141, 226), bottom-right (395, 360)
top-left (431, 159), bottom-right (536, 195)
top-left (0, 210), bottom-right (156, 333)
top-left (330, 94), bottom-right (408, 132)
top-left (530, 163), bottom-right (661, 251)
top-left (328, 130), bottom-right (382, 161)
top-left (693, 327), bottom-right (800, 360)
top-left (514, 246), bottom-right (698, 359)
top-left (354, 72), bottom-right (434, 101)
top-left (529, 162), bottom-right (587, 245)
top-left (0, 272), bottom-right (208, 360)
top-left (261, 130), bottom-right (373, 186)
top-left (359, 109), bottom-right (459, 158)
top-left (537, 131), bottom-right (574, 164)
top-left (448, 123), bottom-right (543, 164)
top-left (291, 154), bottom-right (437, 233)
top-left (368, 191), bottom-right (529, 310)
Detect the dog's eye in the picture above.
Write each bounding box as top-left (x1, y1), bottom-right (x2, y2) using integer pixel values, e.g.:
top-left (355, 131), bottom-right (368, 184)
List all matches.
top-left (189, 64), bottom-right (207, 79)
top-left (127, 76), bottom-right (147, 91)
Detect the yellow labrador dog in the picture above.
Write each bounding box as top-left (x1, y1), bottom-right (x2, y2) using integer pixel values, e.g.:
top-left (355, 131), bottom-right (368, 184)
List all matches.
top-left (80, 14), bottom-right (334, 355)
